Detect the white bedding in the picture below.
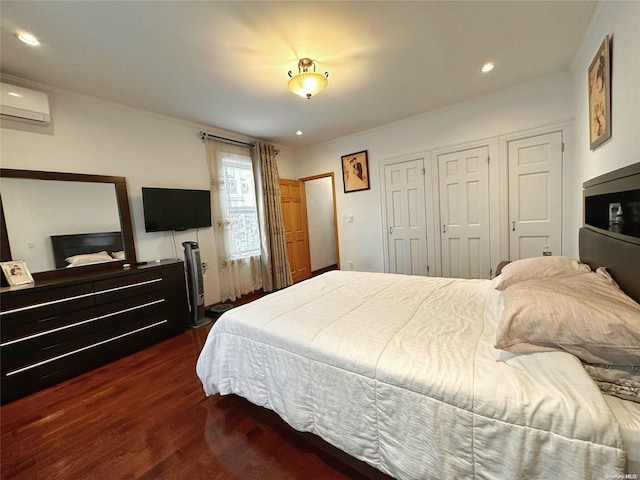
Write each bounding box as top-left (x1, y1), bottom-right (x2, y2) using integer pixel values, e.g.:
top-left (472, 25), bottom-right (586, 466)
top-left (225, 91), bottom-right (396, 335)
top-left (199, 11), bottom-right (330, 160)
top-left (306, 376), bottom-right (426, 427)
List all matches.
top-left (196, 271), bottom-right (627, 479)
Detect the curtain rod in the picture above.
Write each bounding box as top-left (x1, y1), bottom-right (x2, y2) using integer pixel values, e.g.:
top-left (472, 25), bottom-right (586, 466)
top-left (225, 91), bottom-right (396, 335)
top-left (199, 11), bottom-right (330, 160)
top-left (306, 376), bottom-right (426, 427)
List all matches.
top-left (198, 131), bottom-right (280, 155)
top-left (198, 131), bottom-right (255, 148)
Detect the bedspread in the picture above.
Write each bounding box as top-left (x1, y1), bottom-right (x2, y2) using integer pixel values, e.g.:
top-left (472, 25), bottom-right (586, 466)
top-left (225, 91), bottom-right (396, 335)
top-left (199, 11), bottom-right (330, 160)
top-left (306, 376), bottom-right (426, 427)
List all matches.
top-left (196, 271), bottom-right (626, 479)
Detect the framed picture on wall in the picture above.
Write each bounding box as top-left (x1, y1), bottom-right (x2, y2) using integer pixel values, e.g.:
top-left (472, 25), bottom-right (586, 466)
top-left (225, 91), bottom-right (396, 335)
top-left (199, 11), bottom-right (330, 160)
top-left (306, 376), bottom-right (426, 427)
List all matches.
top-left (588, 35), bottom-right (611, 150)
top-left (341, 150), bottom-right (370, 193)
top-left (1, 260), bottom-right (34, 286)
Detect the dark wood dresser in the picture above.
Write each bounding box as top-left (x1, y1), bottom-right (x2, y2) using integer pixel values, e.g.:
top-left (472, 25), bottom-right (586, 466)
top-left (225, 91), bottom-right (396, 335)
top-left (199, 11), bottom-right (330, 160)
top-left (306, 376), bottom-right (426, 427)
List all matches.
top-left (0, 259), bottom-right (189, 404)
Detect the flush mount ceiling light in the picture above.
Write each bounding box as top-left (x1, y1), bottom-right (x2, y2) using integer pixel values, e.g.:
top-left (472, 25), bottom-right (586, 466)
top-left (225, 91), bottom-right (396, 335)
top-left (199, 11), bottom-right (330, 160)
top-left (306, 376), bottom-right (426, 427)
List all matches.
top-left (287, 58), bottom-right (329, 99)
top-left (17, 32), bottom-right (40, 46)
top-left (481, 62), bottom-right (494, 73)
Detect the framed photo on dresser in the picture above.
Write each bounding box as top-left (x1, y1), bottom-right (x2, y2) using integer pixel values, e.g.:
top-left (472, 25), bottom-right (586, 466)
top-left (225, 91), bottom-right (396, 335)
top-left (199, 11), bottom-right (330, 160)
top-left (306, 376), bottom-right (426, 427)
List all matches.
top-left (1, 260), bottom-right (34, 286)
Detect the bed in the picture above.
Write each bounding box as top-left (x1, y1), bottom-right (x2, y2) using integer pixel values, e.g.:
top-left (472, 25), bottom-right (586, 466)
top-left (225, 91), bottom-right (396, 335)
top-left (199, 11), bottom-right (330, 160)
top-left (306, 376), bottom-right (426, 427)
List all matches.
top-left (197, 164), bottom-right (640, 479)
top-left (51, 231), bottom-right (124, 268)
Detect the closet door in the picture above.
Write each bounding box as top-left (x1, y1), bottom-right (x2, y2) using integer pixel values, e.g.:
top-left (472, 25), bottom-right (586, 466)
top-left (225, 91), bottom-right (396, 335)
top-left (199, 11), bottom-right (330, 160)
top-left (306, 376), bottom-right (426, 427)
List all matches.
top-left (383, 158), bottom-right (428, 276)
top-left (438, 146), bottom-right (490, 279)
top-left (508, 132), bottom-right (563, 259)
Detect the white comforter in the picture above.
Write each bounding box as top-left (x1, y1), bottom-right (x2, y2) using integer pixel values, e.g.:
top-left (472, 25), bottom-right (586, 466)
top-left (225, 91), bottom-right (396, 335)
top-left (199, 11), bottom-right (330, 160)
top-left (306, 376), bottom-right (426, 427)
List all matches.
top-left (196, 271), bottom-right (626, 479)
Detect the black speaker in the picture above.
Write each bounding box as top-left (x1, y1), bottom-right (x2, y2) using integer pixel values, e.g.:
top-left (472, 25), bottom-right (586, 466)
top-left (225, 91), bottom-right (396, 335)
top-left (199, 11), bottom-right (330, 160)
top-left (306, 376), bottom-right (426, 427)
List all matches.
top-left (182, 241), bottom-right (211, 328)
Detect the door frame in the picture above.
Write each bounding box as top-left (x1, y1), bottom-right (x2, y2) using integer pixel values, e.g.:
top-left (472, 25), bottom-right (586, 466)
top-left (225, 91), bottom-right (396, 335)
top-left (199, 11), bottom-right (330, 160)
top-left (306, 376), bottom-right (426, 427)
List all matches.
top-left (299, 172), bottom-right (341, 270)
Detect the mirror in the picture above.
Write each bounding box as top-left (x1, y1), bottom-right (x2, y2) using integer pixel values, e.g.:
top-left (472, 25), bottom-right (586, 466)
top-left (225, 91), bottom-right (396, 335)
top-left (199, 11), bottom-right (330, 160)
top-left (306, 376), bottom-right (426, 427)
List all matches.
top-left (0, 168), bottom-right (137, 281)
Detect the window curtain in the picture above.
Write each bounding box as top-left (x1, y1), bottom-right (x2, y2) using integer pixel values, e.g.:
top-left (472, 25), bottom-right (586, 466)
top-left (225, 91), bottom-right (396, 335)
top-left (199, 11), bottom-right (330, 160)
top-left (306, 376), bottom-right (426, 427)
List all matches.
top-left (252, 142), bottom-right (293, 292)
top-left (205, 138), bottom-right (262, 302)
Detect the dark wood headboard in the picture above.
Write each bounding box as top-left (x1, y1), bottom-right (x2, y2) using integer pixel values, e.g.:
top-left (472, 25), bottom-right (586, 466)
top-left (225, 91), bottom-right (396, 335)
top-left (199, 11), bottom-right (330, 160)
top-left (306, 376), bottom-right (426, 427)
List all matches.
top-left (51, 231), bottom-right (124, 268)
top-left (580, 162), bottom-right (640, 304)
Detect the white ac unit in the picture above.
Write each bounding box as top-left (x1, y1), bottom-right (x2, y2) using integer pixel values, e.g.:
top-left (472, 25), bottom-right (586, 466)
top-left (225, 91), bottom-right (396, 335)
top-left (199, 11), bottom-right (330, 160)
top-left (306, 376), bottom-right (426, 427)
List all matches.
top-left (0, 82), bottom-right (51, 125)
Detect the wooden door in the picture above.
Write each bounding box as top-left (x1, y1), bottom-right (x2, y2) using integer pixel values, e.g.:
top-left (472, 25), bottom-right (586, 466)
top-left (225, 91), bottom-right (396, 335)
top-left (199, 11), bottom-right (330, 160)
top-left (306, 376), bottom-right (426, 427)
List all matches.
top-left (280, 179), bottom-right (312, 283)
top-left (438, 146), bottom-right (491, 279)
top-left (383, 158), bottom-right (429, 276)
top-left (508, 132), bottom-right (563, 259)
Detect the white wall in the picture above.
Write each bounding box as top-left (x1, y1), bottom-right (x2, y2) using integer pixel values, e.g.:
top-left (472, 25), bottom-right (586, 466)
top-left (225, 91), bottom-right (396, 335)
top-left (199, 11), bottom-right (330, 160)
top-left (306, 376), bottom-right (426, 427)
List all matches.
top-left (565, 1), bottom-right (640, 255)
top-left (0, 81), bottom-right (292, 305)
top-left (292, 72), bottom-right (575, 273)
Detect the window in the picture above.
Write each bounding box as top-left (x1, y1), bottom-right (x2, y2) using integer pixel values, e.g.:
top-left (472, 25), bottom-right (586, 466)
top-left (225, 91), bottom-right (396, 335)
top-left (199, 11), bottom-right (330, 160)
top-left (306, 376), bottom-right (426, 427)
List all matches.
top-left (221, 154), bottom-right (260, 258)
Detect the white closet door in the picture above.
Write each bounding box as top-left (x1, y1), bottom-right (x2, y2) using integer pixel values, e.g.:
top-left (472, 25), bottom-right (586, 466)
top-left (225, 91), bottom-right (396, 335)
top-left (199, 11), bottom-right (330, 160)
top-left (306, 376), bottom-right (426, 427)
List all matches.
top-left (383, 158), bottom-right (428, 275)
top-left (438, 146), bottom-right (490, 279)
top-left (508, 132), bottom-right (562, 259)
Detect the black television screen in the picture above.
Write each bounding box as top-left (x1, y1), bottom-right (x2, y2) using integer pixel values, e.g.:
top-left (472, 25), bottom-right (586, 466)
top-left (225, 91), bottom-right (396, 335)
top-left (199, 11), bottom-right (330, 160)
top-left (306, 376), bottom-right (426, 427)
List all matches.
top-left (142, 187), bottom-right (212, 232)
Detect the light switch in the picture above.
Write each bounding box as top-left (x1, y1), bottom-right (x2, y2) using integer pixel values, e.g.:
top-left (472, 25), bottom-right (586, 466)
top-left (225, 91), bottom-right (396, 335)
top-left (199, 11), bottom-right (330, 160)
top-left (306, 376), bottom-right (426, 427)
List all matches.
top-left (346, 215), bottom-right (354, 223)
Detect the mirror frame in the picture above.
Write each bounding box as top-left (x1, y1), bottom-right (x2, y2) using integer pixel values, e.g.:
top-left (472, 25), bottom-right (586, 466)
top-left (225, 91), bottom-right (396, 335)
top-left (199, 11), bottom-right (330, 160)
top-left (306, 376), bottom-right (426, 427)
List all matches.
top-left (0, 168), bottom-right (137, 282)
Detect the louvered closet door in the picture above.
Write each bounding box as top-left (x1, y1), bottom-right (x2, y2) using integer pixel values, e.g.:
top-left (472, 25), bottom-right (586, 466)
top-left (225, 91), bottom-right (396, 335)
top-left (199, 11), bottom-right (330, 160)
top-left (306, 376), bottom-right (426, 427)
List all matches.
top-left (508, 132), bottom-right (563, 259)
top-left (438, 146), bottom-right (490, 279)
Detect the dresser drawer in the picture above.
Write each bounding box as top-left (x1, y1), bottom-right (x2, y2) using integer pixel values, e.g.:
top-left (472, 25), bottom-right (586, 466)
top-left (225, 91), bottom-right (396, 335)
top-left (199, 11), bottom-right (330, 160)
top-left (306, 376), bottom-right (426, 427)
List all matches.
top-left (92, 267), bottom-right (179, 304)
top-left (0, 284), bottom-right (95, 328)
top-left (1, 308), bottom-right (100, 359)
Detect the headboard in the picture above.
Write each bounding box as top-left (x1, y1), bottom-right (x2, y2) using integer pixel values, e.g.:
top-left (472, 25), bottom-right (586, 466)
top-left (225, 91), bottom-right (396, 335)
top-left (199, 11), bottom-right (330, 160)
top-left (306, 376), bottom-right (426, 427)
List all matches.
top-left (51, 231), bottom-right (124, 268)
top-left (579, 162), bottom-right (640, 304)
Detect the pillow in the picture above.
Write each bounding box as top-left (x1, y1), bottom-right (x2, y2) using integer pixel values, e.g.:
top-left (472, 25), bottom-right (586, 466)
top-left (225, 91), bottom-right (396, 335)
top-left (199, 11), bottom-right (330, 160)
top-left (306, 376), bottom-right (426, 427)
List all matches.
top-left (494, 271), bottom-right (640, 366)
top-left (111, 250), bottom-right (125, 260)
top-left (495, 256), bottom-right (591, 291)
top-left (582, 363), bottom-right (640, 403)
top-left (65, 250), bottom-right (114, 266)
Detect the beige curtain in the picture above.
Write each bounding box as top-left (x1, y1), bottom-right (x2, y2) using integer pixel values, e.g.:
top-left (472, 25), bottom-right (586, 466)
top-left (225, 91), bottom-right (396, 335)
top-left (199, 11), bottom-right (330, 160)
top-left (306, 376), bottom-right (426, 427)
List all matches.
top-left (252, 142), bottom-right (292, 292)
top-left (205, 138), bottom-right (262, 302)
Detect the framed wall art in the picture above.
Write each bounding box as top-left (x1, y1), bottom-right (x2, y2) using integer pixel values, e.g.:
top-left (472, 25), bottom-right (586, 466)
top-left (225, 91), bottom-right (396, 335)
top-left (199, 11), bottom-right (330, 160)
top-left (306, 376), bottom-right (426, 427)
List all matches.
top-left (341, 150), bottom-right (370, 193)
top-left (1, 260), bottom-right (34, 286)
top-left (588, 35), bottom-right (611, 150)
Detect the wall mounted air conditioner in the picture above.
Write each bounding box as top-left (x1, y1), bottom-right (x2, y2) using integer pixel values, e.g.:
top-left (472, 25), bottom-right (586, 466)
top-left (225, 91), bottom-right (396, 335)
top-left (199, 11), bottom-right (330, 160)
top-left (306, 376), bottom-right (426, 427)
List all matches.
top-left (0, 82), bottom-right (51, 125)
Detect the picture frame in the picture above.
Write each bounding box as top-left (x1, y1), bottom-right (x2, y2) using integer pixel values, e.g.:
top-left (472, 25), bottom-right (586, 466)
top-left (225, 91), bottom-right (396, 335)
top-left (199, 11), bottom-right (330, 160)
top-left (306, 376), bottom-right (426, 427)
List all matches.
top-left (1, 260), bottom-right (34, 286)
top-left (341, 150), bottom-right (370, 193)
top-left (588, 35), bottom-right (611, 150)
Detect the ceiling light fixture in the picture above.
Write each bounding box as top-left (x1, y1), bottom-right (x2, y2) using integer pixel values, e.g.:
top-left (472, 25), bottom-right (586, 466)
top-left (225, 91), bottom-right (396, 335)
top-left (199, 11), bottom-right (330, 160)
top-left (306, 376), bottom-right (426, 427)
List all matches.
top-left (17, 32), bottom-right (40, 46)
top-left (287, 58), bottom-right (329, 99)
top-left (296, 130), bottom-right (303, 136)
top-left (481, 62), bottom-right (494, 73)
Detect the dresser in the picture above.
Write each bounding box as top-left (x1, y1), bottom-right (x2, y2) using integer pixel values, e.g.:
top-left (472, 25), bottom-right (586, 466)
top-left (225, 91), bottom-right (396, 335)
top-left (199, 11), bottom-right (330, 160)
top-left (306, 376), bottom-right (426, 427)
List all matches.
top-left (0, 260), bottom-right (189, 404)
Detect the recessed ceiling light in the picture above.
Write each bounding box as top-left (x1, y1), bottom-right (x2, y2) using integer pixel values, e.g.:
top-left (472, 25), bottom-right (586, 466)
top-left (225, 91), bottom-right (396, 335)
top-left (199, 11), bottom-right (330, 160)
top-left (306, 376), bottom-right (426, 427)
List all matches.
top-left (17, 32), bottom-right (40, 46)
top-left (296, 130), bottom-right (303, 136)
top-left (481, 62), bottom-right (494, 73)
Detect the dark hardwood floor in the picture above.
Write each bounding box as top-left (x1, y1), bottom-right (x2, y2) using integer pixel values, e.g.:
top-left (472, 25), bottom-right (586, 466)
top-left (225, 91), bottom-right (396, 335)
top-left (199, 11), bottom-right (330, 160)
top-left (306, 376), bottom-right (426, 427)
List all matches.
top-left (0, 301), bottom-right (372, 480)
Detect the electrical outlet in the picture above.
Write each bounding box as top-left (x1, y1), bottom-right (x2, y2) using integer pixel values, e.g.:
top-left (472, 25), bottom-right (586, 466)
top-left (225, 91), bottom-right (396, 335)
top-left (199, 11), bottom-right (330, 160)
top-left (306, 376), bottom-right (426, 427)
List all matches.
top-left (201, 261), bottom-right (208, 277)
top-left (348, 261), bottom-right (354, 269)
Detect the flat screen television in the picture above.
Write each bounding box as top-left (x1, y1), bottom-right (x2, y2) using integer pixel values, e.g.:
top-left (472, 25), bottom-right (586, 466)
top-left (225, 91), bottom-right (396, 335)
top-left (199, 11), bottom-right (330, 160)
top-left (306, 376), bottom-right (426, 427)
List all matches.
top-left (142, 187), bottom-right (212, 232)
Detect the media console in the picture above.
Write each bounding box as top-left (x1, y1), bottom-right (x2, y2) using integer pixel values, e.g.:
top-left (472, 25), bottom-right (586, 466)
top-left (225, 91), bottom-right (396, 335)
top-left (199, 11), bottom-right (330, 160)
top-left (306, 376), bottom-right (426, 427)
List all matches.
top-left (0, 259), bottom-right (189, 404)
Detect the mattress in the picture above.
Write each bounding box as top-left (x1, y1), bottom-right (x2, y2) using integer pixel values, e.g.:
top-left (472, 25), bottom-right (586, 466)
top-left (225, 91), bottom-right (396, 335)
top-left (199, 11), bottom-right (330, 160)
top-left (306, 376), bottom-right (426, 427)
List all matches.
top-left (196, 270), bottom-right (627, 479)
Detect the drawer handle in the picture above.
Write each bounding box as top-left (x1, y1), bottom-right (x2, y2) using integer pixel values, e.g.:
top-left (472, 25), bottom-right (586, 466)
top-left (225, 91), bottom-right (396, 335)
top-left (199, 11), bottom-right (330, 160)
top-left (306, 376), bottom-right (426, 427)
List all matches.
top-left (5, 320), bottom-right (169, 377)
top-left (94, 278), bottom-right (163, 295)
top-left (98, 299), bottom-right (165, 319)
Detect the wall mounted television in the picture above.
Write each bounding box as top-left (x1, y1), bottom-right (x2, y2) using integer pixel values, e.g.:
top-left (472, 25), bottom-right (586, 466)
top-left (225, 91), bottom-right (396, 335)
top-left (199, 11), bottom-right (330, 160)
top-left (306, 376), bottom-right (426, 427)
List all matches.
top-left (142, 187), bottom-right (212, 232)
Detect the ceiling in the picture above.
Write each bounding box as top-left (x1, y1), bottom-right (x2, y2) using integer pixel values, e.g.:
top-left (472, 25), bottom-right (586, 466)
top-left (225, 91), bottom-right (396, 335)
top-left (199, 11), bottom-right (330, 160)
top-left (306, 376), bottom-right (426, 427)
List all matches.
top-left (0, 1), bottom-right (597, 149)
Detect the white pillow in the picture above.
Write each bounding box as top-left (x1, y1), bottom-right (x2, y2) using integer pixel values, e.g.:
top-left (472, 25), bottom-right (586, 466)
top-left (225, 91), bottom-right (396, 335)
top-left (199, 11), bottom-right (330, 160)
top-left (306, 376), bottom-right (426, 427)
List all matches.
top-left (495, 270), bottom-right (640, 366)
top-left (65, 250), bottom-right (114, 266)
top-left (495, 256), bottom-right (591, 291)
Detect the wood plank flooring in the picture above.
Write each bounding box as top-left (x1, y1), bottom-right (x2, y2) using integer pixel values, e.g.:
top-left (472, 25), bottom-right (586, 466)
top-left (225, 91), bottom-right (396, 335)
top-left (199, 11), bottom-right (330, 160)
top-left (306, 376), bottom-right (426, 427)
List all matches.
top-left (0, 306), bottom-right (370, 480)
